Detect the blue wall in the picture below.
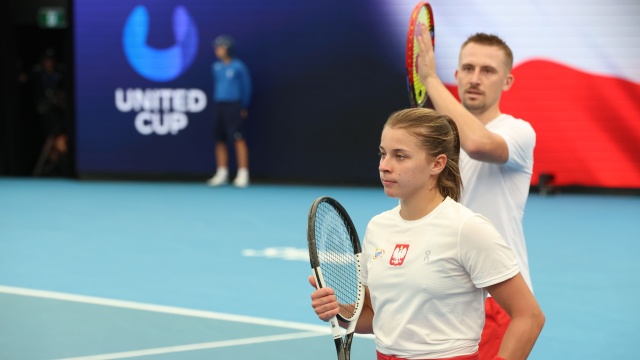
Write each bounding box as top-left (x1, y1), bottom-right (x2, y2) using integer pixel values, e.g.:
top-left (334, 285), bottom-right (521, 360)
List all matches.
top-left (75, 0), bottom-right (408, 184)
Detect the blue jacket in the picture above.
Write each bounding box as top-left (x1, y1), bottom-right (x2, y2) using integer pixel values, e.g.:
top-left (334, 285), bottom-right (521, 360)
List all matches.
top-left (212, 59), bottom-right (252, 108)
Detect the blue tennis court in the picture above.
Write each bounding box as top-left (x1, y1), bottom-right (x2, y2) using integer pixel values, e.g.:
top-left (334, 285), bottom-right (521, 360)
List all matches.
top-left (1, 178), bottom-right (638, 359)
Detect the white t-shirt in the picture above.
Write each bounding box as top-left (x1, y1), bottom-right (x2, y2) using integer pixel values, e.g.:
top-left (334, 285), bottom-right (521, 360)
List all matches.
top-left (460, 113), bottom-right (536, 291)
top-left (361, 198), bottom-right (519, 359)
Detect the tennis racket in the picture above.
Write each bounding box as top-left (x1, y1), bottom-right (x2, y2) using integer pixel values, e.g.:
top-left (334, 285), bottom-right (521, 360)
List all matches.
top-left (406, 2), bottom-right (435, 108)
top-left (307, 196), bottom-right (365, 360)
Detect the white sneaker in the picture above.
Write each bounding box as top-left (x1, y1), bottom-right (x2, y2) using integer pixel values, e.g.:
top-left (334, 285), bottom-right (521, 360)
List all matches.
top-left (233, 169), bottom-right (249, 188)
top-left (206, 169), bottom-right (228, 186)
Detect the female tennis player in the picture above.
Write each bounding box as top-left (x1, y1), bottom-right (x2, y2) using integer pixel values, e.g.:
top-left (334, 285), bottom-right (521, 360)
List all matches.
top-left (309, 108), bottom-right (544, 360)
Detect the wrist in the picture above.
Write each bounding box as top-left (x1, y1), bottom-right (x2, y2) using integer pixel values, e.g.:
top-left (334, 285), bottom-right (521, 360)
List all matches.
top-left (424, 75), bottom-right (443, 90)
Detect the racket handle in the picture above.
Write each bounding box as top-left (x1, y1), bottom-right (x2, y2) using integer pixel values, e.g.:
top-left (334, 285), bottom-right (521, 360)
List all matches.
top-left (343, 333), bottom-right (354, 359)
top-left (331, 318), bottom-right (348, 360)
top-left (422, 96), bottom-right (435, 110)
top-left (334, 337), bottom-right (345, 359)
top-left (328, 316), bottom-right (342, 339)
top-left (312, 268), bottom-right (342, 340)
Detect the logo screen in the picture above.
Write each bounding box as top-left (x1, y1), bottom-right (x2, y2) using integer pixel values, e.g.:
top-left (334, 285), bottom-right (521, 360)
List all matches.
top-left (123, 5), bottom-right (198, 82)
top-left (75, 1), bottom-right (640, 187)
top-left (75, 2), bottom-right (215, 175)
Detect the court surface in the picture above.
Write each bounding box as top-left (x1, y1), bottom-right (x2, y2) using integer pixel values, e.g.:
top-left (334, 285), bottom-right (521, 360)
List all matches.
top-left (1, 178), bottom-right (638, 359)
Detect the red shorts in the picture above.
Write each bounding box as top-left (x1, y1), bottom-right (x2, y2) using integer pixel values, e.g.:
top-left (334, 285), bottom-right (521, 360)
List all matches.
top-left (479, 297), bottom-right (511, 360)
top-left (376, 351), bottom-right (479, 360)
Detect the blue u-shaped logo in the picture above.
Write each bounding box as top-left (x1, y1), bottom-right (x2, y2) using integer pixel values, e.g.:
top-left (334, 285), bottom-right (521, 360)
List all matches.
top-left (123, 5), bottom-right (199, 82)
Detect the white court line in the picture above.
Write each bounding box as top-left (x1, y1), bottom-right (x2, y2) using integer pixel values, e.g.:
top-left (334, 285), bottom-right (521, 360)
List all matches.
top-left (0, 285), bottom-right (327, 332)
top-left (0, 284), bottom-right (374, 358)
top-left (54, 331), bottom-right (324, 360)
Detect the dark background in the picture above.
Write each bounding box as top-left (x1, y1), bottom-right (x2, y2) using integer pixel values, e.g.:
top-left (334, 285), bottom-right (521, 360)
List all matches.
top-left (2, 0), bottom-right (639, 192)
top-left (1, 0), bottom-right (413, 186)
top-left (2, 0), bottom-right (73, 177)
top-left (74, 0), bottom-right (409, 185)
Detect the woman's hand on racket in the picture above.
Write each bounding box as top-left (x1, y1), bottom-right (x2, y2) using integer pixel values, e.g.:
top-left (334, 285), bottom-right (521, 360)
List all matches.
top-left (417, 23), bottom-right (439, 86)
top-left (309, 275), bottom-right (341, 321)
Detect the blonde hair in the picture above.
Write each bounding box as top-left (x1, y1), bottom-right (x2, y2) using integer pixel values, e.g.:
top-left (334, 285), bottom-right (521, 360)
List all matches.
top-left (384, 108), bottom-right (463, 201)
top-left (462, 33), bottom-right (513, 71)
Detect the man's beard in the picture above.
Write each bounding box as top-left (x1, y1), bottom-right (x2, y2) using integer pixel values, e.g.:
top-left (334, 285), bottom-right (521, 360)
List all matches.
top-left (462, 98), bottom-right (485, 112)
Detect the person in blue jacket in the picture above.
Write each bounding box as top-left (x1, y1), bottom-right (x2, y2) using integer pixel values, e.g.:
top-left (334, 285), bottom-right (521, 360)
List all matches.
top-left (207, 35), bottom-right (253, 188)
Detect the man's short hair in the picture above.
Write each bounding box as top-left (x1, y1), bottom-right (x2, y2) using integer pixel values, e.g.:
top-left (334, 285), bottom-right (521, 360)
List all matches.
top-left (213, 35), bottom-right (235, 57)
top-left (461, 33), bottom-right (513, 71)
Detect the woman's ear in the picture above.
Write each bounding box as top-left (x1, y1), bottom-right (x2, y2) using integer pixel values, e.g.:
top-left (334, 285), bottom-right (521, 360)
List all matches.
top-left (430, 154), bottom-right (447, 175)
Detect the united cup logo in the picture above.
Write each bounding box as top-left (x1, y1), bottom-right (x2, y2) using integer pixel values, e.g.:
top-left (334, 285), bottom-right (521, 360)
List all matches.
top-left (115, 5), bottom-right (206, 136)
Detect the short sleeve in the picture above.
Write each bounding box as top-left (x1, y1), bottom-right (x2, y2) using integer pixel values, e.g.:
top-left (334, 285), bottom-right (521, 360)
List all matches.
top-left (458, 215), bottom-right (519, 288)
top-left (493, 119), bottom-right (535, 171)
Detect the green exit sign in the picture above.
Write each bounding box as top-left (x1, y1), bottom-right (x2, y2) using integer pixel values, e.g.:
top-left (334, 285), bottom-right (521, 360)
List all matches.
top-left (38, 7), bottom-right (67, 28)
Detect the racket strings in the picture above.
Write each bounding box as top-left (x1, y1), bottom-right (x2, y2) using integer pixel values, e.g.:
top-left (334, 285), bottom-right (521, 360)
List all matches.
top-left (314, 202), bottom-right (360, 320)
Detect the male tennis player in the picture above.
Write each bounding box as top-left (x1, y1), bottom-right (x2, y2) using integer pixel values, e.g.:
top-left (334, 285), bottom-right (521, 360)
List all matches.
top-left (417, 26), bottom-right (537, 360)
